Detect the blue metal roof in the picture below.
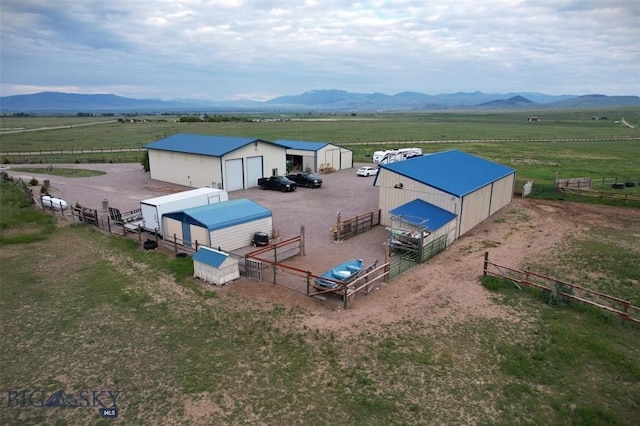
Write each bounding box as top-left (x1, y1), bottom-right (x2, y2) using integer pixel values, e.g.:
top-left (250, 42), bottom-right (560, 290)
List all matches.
top-left (273, 139), bottom-right (330, 151)
top-left (144, 133), bottom-right (276, 157)
top-left (193, 247), bottom-right (228, 268)
top-left (378, 150), bottom-right (515, 197)
top-left (390, 199), bottom-right (457, 231)
top-left (163, 198), bottom-right (271, 231)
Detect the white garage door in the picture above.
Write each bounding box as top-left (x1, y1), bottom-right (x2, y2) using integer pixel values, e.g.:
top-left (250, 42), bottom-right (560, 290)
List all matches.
top-left (246, 156), bottom-right (263, 188)
top-left (225, 158), bottom-right (244, 191)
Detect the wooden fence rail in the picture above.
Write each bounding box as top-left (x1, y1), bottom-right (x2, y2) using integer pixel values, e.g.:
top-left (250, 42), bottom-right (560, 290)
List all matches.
top-left (482, 252), bottom-right (640, 324)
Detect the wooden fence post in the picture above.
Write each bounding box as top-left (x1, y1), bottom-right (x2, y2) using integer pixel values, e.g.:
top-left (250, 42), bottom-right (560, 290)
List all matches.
top-left (173, 234), bottom-right (178, 254)
top-left (483, 252), bottom-right (489, 276)
top-left (300, 226), bottom-right (305, 257)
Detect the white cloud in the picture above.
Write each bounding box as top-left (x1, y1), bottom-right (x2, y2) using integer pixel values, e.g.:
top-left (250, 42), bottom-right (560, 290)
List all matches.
top-left (1, 0), bottom-right (638, 99)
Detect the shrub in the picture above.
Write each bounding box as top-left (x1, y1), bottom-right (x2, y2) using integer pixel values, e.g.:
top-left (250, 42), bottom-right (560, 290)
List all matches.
top-left (29, 177), bottom-right (38, 186)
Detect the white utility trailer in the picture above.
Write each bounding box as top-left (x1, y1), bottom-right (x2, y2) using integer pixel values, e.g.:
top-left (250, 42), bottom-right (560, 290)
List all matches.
top-left (137, 187), bottom-right (228, 236)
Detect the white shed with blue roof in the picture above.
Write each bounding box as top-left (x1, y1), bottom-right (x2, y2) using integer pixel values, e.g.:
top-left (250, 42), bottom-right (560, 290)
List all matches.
top-left (375, 150), bottom-right (515, 239)
top-left (144, 134), bottom-right (287, 191)
top-left (273, 139), bottom-right (353, 173)
top-left (192, 246), bottom-right (239, 286)
top-left (162, 198), bottom-right (272, 251)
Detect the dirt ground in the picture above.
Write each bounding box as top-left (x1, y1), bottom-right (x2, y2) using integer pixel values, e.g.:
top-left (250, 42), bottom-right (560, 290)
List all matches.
top-left (5, 163), bottom-right (637, 334)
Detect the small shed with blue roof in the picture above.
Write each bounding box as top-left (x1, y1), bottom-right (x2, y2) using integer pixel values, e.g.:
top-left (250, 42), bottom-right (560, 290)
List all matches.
top-left (144, 134), bottom-right (287, 191)
top-left (375, 150), bottom-right (515, 240)
top-left (193, 246), bottom-right (240, 286)
top-left (162, 198), bottom-right (272, 251)
top-left (273, 139), bottom-right (353, 173)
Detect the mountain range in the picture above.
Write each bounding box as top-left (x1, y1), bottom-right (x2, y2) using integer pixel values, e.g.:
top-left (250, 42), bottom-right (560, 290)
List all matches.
top-left (1, 90), bottom-right (639, 114)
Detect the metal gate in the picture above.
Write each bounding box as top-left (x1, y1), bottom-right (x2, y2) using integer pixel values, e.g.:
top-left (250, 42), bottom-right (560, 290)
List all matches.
top-left (388, 247), bottom-right (420, 279)
top-left (421, 235), bottom-right (447, 262)
top-left (245, 257), bottom-right (263, 280)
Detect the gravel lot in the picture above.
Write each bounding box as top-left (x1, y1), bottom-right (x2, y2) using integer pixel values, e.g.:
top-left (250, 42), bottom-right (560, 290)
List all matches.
top-left (5, 162), bottom-right (389, 272)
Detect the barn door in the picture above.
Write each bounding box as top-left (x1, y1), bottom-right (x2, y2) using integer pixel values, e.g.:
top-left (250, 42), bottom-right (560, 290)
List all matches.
top-left (182, 222), bottom-right (192, 248)
top-left (225, 158), bottom-right (244, 191)
top-left (246, 156), bottom-right (263, 188)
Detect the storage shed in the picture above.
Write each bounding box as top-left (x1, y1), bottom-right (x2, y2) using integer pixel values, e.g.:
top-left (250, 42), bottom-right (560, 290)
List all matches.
top-left (273, 139), bottom-right (353, 173)
top-left (144, 134), bottom-right (287, 191)
top-left (375, 150), bottom-right (515, 239)
top-left (193, 246), bottom-right (239, 286)
top-left (162, 198), bottom-right (272, 251)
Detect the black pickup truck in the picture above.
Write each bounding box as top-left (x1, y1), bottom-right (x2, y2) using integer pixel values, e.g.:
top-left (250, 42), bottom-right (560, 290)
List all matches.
top-left (286, 172), bottom-right (323, 188)
top-left (257, 176), bottom-right (297, 192)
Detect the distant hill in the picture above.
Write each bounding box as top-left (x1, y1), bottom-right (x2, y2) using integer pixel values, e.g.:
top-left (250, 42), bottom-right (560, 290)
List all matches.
top-left (477, 95), bottom-right (536, 109)
top-left (544, 94), bottom-right (640, 108)
top-left (1, 90), bottom-right (638, 114)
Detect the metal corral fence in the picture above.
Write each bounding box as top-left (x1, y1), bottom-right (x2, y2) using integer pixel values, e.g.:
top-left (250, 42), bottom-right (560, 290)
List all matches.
top-left (332, 210), bottom-right (381, 242)
top-left (483, 252), bottom-right (640, 324)
top-left (243, 235), bottom-right (390, 309)
top-left (386, 234), bottom-right (448, 280)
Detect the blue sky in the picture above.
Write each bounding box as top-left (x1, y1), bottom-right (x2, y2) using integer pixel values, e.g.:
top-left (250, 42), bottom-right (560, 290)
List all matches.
top-left (1, 0), bottom-right (638, 101)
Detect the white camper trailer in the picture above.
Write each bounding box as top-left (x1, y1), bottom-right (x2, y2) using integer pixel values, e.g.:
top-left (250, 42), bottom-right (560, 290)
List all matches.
top-left (138, 187), bottom-right (228, 236)
top-left (372, 147), bottom-right (423, 164)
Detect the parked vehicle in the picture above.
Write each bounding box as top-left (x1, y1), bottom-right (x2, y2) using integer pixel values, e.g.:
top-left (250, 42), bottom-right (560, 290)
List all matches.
top-left (357, 166), bottom-right (378, 177)
top-left (286, 173), bottom-right (323, 188)
top-left (372, 147), bottom-right (423, 164)
top-left (134, 187), bottom-right (228, 236)
top-left (257, 176), bottom-right (297, 192)
top-left (315, 259), bottom-right (364, 289)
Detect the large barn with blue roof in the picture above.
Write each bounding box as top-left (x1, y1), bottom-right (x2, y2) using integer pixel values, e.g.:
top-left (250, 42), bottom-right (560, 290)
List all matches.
top-left (144, 134), bottom-right (353, 191)
top-left (144, 134), bottom-right (287, 191)
top-left (375, 150), bottom-right (516, 244)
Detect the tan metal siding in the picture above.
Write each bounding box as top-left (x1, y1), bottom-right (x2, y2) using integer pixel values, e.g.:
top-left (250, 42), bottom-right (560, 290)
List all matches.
top-left (190, 225), bottom-right (210, 247)
top-left (340, 148), bottom-right (353, 170)
top-left (489, 174), bottom-right (515, 215)
top-left (209, 217), bottom-right (273, 251)
top-left (148, 149), bottom-right (222, 188)
top-left (318, 146), bottom-right (342, 171)
top-left (163, 217), bottom-right (183, 241)
top-left (377, 169), bottom-right (458, 227)
top-left (458, 185), bottom-right (492, 237)
top-left (224, 142), bottom-right (285, 187)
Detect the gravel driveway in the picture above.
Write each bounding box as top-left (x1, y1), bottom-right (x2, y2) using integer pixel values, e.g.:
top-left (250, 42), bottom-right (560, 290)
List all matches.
top-left (5, 163), bottom-right (389, 272)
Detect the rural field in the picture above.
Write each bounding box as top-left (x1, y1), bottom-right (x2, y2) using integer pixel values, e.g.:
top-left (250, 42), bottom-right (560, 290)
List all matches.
top-left (1, 109), bottom-right (639, 424)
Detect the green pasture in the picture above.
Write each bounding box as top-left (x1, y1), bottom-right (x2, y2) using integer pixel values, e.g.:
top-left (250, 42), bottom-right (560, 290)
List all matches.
top-left (1, 107), bottom-right (639, 151)
top-left (0, 182), bottom-right (638, 424)
top-left (1, 107), bottom-right (639, 192)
